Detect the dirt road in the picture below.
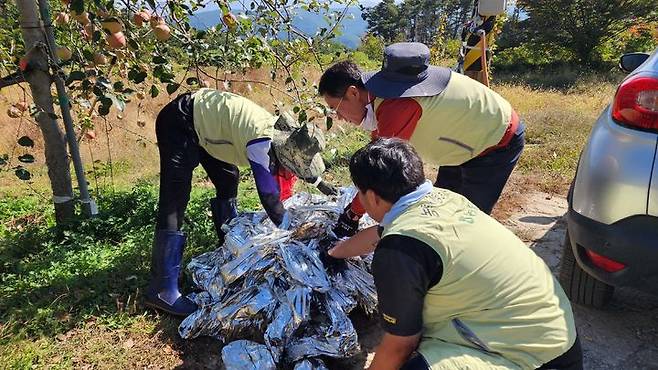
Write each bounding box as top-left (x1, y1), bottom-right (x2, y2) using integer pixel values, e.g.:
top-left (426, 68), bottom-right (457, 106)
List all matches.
top-left (344, 192), bottom-right (658, 370)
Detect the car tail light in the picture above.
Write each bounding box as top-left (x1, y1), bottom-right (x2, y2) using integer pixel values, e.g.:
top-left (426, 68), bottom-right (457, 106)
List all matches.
top-left (585, 249), bottom-right (626, 273)
top-left (611, 75), bottom-right (658, 132)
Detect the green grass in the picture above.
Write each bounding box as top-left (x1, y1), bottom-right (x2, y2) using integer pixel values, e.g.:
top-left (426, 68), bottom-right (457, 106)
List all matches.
top-left (0, 171), bottom-right (263, 368)
top-left (494, 72), bottom-right (619, 193)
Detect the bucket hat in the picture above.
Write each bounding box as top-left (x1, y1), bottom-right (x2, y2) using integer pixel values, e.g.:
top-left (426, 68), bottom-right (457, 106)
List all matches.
top-left (271, 112), bottom-right (326, 180)
top-left (361, 42), bottom-right (452, 98)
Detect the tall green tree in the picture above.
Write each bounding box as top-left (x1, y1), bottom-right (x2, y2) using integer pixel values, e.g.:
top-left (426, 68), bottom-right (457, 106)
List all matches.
top-left (361, 0), bottom-right (401, 42)
top-left (518, 0), bottom-right (658, 66)
top-left (363, 0), bottom-right (473, 45)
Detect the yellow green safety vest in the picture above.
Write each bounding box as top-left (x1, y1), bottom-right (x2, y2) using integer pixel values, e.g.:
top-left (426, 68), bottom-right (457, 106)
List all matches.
top-left (192, 89), bottom-right (276, 166)
top-left (374, 72), bottom-right (513, 166)
top-left (381, 188), bottom-right (577, 369)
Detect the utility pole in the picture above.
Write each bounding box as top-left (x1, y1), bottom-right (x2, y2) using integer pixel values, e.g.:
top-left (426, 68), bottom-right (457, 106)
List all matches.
top-left (15, 0), bottom-right (95, 222)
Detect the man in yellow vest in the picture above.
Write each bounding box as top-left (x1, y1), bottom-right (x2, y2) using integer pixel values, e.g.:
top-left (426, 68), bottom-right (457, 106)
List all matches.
top-left (329, 138), bottom-right (581, 370)
top-left (146, 89), bottom-right (336, 316)
top-left (319, 42), bottom-right (524, 238)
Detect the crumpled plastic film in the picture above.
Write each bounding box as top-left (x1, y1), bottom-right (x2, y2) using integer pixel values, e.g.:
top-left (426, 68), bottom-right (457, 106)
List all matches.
top-left (286, 285), bottom-right (312, 324)
top-left (331, 259), bottom-right (378, 315)
top-left (280, 241), bottom-right (331, 292)
top-left (286, 295), bottom-right (361, 362)
top-left (220, 242), bottom-right (277, 286)
top-left (179, 284), bottom-right (277, 340)
top-left (181, 188), bottom-right (378, 366)
top-left (221, 340), bottom-right (276, 370)
top-left (293, 358), bottom-right (329, 370)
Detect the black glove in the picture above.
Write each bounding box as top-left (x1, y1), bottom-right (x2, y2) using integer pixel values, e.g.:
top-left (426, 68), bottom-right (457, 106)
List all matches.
top-left (259, 192), bottom-right (286, 226)
top-left (318, 237), bottom-right (347, 272)
top-left (316, 180), bottom-right (338, 196)
top-left (333, 208), bottom-right (360, 238)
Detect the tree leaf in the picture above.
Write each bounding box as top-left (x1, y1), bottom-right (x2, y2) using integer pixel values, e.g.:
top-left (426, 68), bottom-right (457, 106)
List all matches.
top-left (98, 104), bottom-right (110, 116)
top-left (15, 167), bottom-right (31, 181)
top-left (108, 94), bottom-right (126, 111)
top-left (152, 55), bottom-right (167, 64)
top-left (150, 85), bottom-right (160, 98)
top-left (66, 70), bottom-right (86, 85)
top-left (128, 39), bottom-right (140, 51)
top-left (128, 69), bottom-right (148, 84)
top-left (17, 136), bottom-right (34, 148)
top-left (18, 154), bottom-right (35, 163)
top-left (166, 83), bottom-right (180, 95)
top-left (326, 116), bottom-right (333, 130)
top-left (71, 0), bottom-right (84, 15)
top-left (297, 110), bottom-right (307, 123)
top-left (96, 76), bottom-right (112, 90)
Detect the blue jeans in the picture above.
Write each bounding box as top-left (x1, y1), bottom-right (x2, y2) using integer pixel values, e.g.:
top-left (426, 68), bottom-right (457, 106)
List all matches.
top-left (435, 121), bottom-right (525, 214)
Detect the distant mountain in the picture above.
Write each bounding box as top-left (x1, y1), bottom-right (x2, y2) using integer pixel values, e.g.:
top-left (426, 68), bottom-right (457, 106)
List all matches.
top-left (190, 6), bottom-right (368, 49)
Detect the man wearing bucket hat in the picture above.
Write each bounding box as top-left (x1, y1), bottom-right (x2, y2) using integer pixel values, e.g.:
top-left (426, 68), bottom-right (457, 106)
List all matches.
top-left (146, 88), bottom-right (336, 316)
top-left (319, 42), bottom-right (524, 238)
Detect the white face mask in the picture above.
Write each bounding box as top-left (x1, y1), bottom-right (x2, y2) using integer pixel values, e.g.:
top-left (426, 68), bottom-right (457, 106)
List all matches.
top-left (360, 99), bottom-right (377, 132)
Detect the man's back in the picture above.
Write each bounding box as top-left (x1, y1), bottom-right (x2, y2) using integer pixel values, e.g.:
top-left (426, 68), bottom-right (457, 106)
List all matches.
top-left (379, 188), bottom-right (577, 369)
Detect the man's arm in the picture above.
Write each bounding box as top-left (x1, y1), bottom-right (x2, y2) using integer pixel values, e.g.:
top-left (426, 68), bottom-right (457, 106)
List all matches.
top-left (369, 234), bottom-right (443, 369)
top-left (328, 225), bottom-right (379, 258)
top-left (368, 333), bottom-right (421, 370)
top-left (246, 138), bottom-right (285, 225)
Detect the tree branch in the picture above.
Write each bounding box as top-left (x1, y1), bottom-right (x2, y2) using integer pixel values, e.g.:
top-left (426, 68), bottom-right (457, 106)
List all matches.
top-left (0, 70), bottom-right (26, 89)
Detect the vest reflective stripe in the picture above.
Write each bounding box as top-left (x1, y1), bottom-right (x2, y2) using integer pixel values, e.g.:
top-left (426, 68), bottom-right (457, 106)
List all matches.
top-left (192, 89), bottom-right (276, 166)
top-left (375, 72), bottom-right (512, 166)
top-left (381, 189), bottom-right (576, 369)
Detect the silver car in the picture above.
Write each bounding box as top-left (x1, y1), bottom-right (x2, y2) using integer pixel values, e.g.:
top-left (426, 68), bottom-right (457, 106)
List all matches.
top-left (560, 49), bottom-right (658, 308)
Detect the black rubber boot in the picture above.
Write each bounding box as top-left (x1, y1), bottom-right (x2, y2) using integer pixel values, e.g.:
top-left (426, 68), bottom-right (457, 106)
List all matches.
top-left (210, 197), bottom-right (237, 244)
top-left (145, 230), bottom-right (197, 317)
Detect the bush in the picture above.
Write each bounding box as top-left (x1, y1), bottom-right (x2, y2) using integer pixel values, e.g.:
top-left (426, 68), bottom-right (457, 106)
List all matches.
top-left (493, 42), bottom-right (576, 72)
top-left (358, 34), bottom-right (385, 63)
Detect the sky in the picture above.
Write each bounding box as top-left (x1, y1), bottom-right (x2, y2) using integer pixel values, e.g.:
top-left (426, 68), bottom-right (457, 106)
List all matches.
top-left (201, 0), bottom-right (387, 12)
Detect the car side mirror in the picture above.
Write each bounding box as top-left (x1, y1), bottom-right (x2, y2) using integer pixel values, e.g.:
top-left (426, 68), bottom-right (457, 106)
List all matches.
top-left (619, 53), bottom-right (650, 73)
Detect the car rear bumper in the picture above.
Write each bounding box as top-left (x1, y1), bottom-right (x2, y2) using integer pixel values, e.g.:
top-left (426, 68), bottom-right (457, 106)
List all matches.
top-left (567, 206), bottom-right (658, 294)
top-left (571, 107), bottom-right (658, 225)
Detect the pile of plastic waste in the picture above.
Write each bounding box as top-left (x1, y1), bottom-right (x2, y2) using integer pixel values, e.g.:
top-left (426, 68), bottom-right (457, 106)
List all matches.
top-left (179, 189), bottom-right (378, 369)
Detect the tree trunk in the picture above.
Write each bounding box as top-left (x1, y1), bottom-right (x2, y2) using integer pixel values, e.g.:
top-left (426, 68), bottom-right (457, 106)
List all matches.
top-left (15, 0), bottom-right (75, 223)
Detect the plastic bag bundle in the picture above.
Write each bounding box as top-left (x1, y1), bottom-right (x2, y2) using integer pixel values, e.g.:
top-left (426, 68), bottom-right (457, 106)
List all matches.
top-left (293, 358), bottom-right (329, 370)
top-left (179, 188), bottom-right (377, 368)
top-left (221, 340), bottom-right (276, 370)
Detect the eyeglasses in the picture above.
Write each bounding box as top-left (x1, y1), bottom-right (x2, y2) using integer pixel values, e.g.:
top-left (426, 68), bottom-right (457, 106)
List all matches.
top-left (327, 95), bottom-right (345, 117)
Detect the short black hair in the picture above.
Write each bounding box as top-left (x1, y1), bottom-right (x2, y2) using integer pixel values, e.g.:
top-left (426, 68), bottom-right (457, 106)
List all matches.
top-left (318, 60), bottom-right (366, 98)
top-left (349, 138), bottom-right (425, 203)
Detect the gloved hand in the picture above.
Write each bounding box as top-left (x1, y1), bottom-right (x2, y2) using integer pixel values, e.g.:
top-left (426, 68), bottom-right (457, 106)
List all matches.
top-left (332, 207), bottom-right (360, 238)
top-left (277, 210), bottom-right (292, 230)
top-left (316, 180), bottom-right (338, 196)
top-left (318, 237), bottom-right (347, 272)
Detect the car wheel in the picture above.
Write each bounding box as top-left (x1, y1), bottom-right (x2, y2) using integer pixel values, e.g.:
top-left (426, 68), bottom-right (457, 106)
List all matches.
top-left (559, 230), bottom-right (614, 308)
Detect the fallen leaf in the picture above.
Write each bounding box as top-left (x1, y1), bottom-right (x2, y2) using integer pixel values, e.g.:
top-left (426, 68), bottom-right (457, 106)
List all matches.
top-left (123, 338), bottom-right (135, 349)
